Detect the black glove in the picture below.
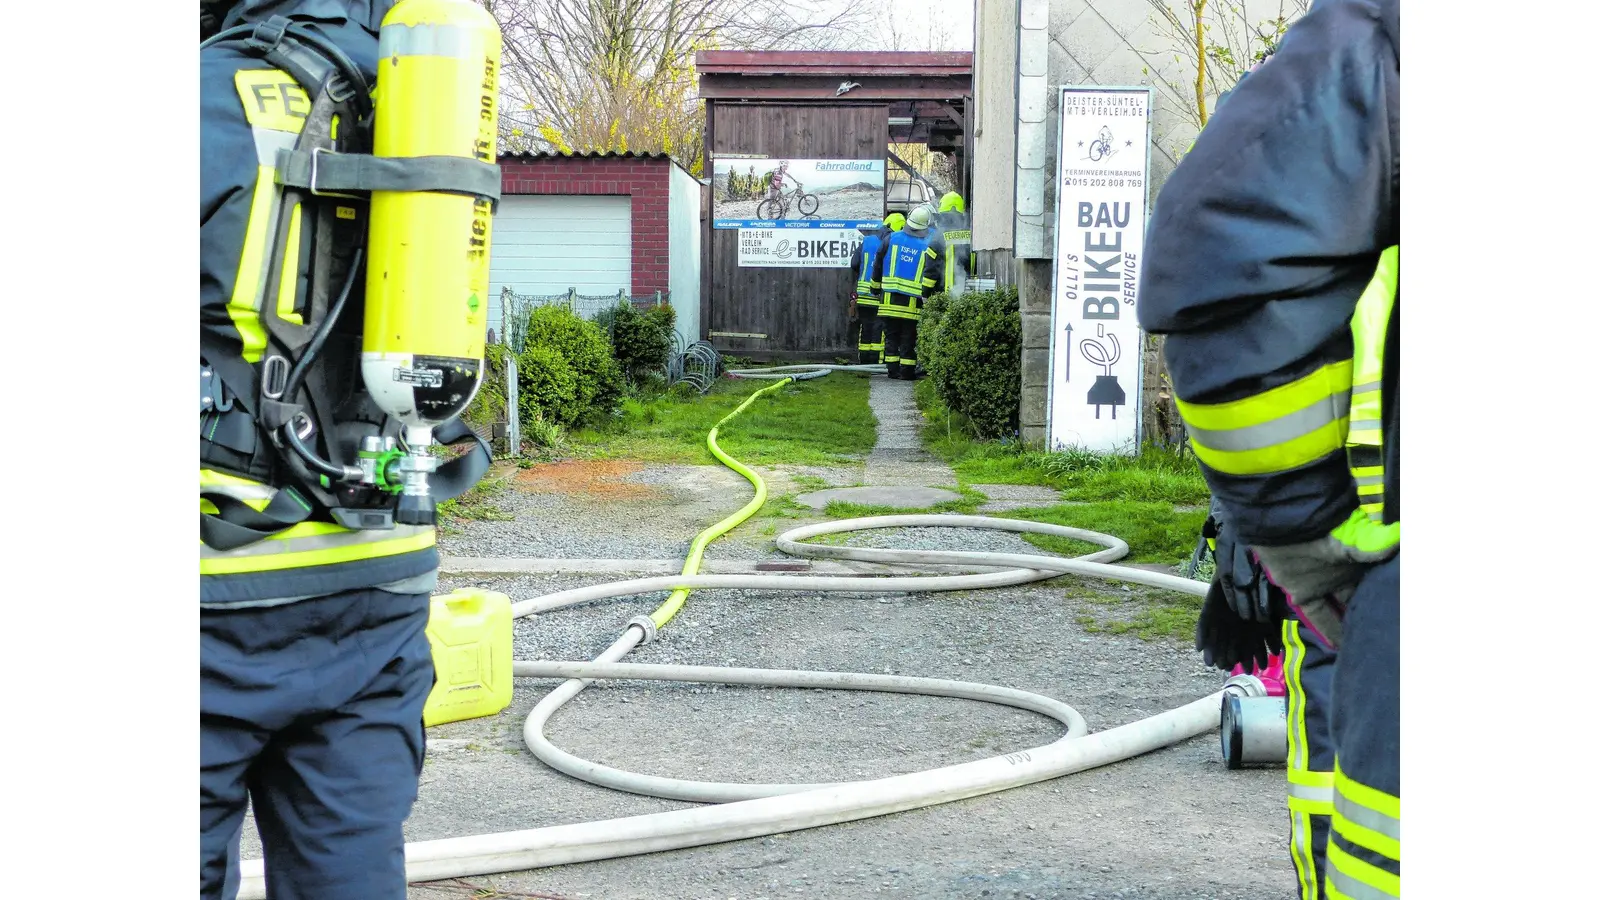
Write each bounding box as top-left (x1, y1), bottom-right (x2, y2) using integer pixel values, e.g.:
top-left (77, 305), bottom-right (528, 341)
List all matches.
top-left (1212, 512), bottom-right (1284, 624)
top-left (1195, 578), bottom-right (1284, 672)
top-left (1191, 507), bottom-right (1290, 672)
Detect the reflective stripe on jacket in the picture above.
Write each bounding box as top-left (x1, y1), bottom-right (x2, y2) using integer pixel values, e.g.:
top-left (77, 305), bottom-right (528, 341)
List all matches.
top-left (1135, 0), bottom-right (1398, 545)
top-left (872, 229), bottom-right (941, 321)
top-left (1346, 246), bottom-right (1397, 521)
top-left (854, 230), bottom-right (886, 305)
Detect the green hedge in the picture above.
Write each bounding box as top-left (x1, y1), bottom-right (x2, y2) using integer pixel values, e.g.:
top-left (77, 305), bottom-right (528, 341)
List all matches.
top-left (522, 304), bottom-right (624, 428)
top-left (919, 285), bottom-right (1021, 439)
top-left (594, 301), bottom-right (676, 381)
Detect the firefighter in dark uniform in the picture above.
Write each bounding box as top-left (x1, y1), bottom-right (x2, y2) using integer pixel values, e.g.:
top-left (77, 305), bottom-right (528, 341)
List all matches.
top-left (870, 204), bottom-right (944, 380)
top-left (931, 191), bottom-right (972, 296)
top-left (1138, 2), bottom-right (1400, 899)
top-left (198, 1), bottom-right (486, 897)
top-left (847, 213), bottom-right (902, 364)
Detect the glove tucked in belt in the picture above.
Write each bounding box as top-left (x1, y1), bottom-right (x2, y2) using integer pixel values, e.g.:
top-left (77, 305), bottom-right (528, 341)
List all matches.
top-left (1251, 509), bottom-right (1399, 650)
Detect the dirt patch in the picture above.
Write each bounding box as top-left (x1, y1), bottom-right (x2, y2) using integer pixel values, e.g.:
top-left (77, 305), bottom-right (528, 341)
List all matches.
top-left (513, 459), bottom-right (662, 501)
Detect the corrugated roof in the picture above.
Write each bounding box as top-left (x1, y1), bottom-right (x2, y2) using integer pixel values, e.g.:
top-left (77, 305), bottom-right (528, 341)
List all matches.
top-left (696, 50), bottom-right (972, 77)
top-left (497, 150), bottom-right (672, 162)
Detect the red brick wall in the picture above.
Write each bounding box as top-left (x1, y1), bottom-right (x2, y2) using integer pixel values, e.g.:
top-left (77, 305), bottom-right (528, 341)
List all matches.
top-left (499, 156), bottom-right (670, 296)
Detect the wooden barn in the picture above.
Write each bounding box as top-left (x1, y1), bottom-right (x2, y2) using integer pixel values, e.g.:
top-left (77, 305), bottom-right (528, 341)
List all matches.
top-left (696, 51), bottom-right (973, 360)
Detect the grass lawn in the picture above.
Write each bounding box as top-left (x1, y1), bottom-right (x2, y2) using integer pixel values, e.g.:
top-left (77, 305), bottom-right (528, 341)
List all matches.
top-left (912, 380), bottom-right (1212, 641)
top-left (570, 372), bottom-right (878, 467)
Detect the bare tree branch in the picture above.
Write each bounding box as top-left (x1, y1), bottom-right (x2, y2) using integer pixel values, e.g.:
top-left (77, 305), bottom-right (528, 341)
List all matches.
top-left (483, 0), bottom-right (874, 168)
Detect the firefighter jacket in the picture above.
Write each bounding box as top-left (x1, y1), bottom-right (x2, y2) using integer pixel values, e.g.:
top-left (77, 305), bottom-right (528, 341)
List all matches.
top-left (1136, 0), bottom-right (1398, 547)
top-left (871, 229), bottom-right (944, 321)
top-left (931, 210), bottom-right (972, 293)
top-left (849, 225), bottom-right (893, 306)
top-left (200, 0), bottom-right (441, 607)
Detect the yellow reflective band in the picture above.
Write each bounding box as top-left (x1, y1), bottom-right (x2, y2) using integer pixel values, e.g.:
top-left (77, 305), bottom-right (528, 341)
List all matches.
top-left (200, 527), bottom-right (436, 575)
top-left (1335, 762), bottom-right (1399, 821)
top-left (1327, 841), bottom-right (1399, 900)
top-left (1289, 794), bottom-right (1335, 817)
top-left (1335, 758), bottom-right (1401, 842)
top-left (1288, 766), bottom-right (1335, 815)
top-left (1284, 620), bottom-right (1309, 770)
top-left (1178, 360), bottom-right (1354, 432)
top-left (227, 167), bottom-right (279, 363)
top-left (275, 202), bottom-right (305, 325)
top-left (1289, 811), bottom-right (1319, 900)
top-left (1289, 767), bottom-right (1335, 790)
top-left (1333, 808), bottom-right (1399, 865)
top-left (1350, 246), bottom-right (1398, 389)
top-left (1179, 361), bottom-right (1354, 476)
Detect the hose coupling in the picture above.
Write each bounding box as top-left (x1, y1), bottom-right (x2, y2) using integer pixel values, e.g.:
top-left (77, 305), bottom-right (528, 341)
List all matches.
top-left (627, 616), bottom-right (659, 645)
top-left (1221, 673), bottom-right (1267, 699)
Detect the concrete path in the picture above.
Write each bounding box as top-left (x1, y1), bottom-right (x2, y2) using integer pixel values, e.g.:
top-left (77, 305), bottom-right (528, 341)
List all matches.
top-left (796, 377), bottom-right (964, 509)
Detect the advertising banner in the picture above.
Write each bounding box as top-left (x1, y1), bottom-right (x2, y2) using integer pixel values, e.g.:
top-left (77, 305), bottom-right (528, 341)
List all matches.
top-left (713, 158), bottom-right (885, 230)
top-left (736, 228), bottom-right (864, 268)
top-left (1047, 85), bottom-right (1153, 453)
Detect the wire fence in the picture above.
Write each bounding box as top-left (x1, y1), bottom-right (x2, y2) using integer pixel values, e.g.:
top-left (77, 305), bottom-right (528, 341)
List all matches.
top-left (493, 286), bottom-right (671, 351)
top-left (472, 285), bottom-right (721, 460)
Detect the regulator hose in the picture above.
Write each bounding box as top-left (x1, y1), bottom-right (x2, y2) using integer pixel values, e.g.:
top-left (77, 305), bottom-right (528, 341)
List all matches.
top-left (236, 367), bottom-right (1237, 897)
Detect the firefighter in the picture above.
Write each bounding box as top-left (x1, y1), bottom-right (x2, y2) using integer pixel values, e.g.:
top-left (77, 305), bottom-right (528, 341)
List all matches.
top-left (1138, 3), bottom-right (1399, 900)
top-left (848, 213), bottom-right (903, 364)
top-left (199, 1), bottom-right (498, 896)
top-left (931, 191), bottom-right (972, 296)
top-left (870, 204), bottom-right (944, 380)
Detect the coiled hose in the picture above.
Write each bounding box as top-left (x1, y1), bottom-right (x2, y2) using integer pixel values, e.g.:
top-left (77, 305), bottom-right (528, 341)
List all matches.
top-left (237, 367), bottom-right (1244, 896)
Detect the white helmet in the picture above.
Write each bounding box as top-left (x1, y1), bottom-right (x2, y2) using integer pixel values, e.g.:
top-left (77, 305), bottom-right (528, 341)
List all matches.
top-left (905, 204), bottom-right (935, 234)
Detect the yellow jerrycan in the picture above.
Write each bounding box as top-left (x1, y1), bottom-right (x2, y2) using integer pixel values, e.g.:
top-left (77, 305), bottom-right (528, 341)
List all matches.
top-left (422, 587), bottom-right (514, 727)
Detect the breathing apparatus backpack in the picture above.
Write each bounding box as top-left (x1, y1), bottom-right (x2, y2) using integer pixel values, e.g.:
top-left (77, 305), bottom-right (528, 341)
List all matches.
top-left (200, 0), bottom-right (503, 552)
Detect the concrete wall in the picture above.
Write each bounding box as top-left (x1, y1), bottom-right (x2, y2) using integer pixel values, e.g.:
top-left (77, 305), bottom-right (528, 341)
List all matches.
top-left (970, 0), bottom-right (1017, 257)
top-left (973, 0), bottom-right (1295, 444)
top-left (666, 164), bottom-right (704, 348)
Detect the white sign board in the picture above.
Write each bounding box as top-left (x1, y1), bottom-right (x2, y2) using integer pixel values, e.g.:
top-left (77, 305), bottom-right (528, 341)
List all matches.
top-left (1047, 85), bottom-right (1153, 454)
top-left (737, 228), bottom-right (863, 268)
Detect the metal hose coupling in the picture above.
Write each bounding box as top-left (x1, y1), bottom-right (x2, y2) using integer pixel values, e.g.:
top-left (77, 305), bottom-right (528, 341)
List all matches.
top-left (1221, 673), bottom-right (1268, 699)
top-left (627, 616), bottom-right (660, 645)
top-left (1219, 675), bottom-right (1287, 770)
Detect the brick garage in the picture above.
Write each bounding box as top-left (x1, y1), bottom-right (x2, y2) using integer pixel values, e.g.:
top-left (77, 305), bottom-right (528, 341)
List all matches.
top-left (489, 151), bottom-right (703, 345)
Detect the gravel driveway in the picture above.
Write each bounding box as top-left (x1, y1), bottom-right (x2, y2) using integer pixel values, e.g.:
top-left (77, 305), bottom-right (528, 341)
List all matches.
top-left (402, 460), bottom-right (1298, 900)
top-left (237, 378), bottom-right (1298, 900)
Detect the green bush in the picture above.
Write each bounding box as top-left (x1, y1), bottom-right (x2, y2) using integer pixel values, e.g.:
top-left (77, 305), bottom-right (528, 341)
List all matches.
top-left (515, 344), bottom-right (581, 429)
top-left (523, 304), bottom-right (624, 425)
top-left (462, 343), bottom-right (509, 430)
top-left (917, 290), bottom-right (952, 373)
top-left (594, 301), bottom-right (676, 380)
top-left (922, 285), bottom-right (1021, 439)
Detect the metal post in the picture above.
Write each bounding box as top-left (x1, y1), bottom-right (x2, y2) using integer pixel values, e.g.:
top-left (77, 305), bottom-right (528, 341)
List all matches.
top-left (504, 353), bottom-right (520, 458)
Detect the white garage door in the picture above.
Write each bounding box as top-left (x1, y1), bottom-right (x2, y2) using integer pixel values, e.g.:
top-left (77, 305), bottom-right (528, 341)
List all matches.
top-left (488, 194), bottom-right (633, 329)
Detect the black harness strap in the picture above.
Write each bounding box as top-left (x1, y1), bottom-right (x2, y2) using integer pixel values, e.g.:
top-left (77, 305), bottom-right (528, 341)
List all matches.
top-left (200, 487), bottom-right (315, 552)
top-left (274, 151), bottom-right (502, 207)
top-left (429, 417), bottom-right (494, 504)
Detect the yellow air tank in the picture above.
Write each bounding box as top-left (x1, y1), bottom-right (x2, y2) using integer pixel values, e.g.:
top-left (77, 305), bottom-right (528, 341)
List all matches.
top-left (362, 0), bottom-right (502, 523)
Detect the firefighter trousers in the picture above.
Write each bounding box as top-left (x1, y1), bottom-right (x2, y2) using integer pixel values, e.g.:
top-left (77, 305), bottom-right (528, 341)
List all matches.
top-left (1326, 553), bottom-right (1400, 900)
top-left (1285, 618), bottom-right (1338, 899)
top-left (882, 315), bottom-right (920, 379)
top-left (855, 304), bottom-right (884, 364)
top-left (201, 587), bottom-right (435, 900)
